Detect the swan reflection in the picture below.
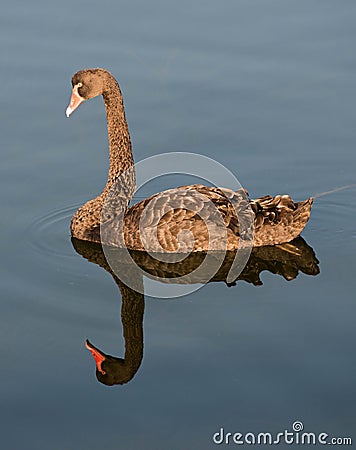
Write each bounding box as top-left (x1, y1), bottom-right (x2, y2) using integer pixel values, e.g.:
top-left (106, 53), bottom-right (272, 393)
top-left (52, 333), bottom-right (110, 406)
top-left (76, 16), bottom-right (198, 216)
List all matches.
top-left (72, 237), bottom-right (319, 386)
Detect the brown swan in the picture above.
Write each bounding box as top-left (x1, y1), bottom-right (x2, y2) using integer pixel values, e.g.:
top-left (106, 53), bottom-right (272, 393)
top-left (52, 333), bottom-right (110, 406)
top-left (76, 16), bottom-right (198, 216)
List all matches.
top-left (66, 68), bottom-right (312, 250)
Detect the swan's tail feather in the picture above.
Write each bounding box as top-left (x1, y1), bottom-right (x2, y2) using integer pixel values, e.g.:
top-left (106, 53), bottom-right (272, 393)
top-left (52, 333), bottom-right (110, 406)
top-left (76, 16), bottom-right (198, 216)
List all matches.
top-left (252, 195), bottom-right (313, 246)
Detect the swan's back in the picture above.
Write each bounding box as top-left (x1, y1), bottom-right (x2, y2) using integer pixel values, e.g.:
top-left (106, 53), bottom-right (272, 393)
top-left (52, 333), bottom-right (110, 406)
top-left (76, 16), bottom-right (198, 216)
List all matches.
top-left (121, 185), bottom-right (313, 251)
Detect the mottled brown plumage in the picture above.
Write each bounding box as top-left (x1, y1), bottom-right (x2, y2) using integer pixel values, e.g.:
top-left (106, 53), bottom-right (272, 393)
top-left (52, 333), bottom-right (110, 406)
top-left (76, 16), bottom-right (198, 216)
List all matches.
top-left (67, 68), bottom-right (313, 250)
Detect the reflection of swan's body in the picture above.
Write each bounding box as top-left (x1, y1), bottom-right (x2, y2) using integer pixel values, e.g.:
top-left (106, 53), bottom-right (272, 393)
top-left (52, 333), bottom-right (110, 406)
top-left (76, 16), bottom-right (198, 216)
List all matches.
top-left (72, 237), bottom-right (319, 386)
top-left (66, 68), bottom-right (313, 250)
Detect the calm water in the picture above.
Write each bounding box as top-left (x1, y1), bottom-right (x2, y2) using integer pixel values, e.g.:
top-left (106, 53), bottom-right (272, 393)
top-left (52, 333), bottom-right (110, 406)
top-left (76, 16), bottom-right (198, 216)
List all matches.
top-left (1, 1), bottom-right (356, 448)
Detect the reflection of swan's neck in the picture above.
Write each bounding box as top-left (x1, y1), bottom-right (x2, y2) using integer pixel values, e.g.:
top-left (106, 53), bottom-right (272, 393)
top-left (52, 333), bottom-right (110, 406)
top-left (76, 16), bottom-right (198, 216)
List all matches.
top-left (119, 279), bottom-right (144, 381)
top-left (89, 277), bottom-right (145, 386)
top-left (102, 78), bottom-right (134, 191)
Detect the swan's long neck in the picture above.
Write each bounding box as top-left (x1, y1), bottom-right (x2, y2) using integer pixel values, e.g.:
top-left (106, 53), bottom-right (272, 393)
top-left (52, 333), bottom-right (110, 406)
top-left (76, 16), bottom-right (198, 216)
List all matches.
top-left (102, 77), bottom-right (135, 191)
top-left (70, 74), bottom-right (135, 243)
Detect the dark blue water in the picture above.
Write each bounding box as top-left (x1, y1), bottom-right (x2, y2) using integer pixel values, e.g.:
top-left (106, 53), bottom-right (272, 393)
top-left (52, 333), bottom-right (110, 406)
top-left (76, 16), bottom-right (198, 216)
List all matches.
top-left (1, 1), bottom-right (355, 448)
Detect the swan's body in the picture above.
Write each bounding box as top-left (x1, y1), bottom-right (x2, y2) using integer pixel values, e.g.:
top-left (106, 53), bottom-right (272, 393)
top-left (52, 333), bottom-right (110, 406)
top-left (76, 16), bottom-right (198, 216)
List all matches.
top-left (66, 68), bottom-right (312, 250)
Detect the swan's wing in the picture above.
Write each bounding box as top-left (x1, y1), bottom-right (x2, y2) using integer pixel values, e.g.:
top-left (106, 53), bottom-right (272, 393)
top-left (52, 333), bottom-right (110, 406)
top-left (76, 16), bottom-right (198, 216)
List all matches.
top-left (251, 194), bottom-right (313, 246)
top-left (124, 184), bottom-right (252, 251)
top-left (123, 185), bottom-right (312, 250)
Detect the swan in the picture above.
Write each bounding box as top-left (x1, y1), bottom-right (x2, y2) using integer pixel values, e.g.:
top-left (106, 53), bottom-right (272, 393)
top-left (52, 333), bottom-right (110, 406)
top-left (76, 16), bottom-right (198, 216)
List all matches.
top-left (66, 68), bottom-right (313, 250)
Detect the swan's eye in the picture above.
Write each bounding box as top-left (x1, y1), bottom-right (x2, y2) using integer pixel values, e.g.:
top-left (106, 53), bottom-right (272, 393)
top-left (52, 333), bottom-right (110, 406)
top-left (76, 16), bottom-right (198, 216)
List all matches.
top-left (75, 82), bottom-right (85, 98)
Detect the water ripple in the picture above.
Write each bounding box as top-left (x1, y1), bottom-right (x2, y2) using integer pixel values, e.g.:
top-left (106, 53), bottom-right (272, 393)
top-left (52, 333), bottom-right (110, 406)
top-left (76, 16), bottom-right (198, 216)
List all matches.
top-left (27, 203), bottom-right (81, 259)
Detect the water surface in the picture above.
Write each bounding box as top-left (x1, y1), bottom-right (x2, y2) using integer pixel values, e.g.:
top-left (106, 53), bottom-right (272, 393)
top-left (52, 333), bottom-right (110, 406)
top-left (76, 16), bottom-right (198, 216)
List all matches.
top-left (1, 1), bottom-right (355, 448)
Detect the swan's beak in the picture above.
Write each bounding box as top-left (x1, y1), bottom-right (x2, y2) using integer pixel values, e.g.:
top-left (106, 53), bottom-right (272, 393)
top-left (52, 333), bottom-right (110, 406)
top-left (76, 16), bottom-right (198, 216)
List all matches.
top-left (85, 339), bottom-right (107, 374)
top-left (66, 87), bottom-right (85, 117)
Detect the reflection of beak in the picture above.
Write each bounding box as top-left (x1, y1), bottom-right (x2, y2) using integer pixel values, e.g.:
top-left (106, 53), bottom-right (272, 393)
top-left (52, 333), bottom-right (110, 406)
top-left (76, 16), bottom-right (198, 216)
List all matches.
top-left (66, 86), bottom-right (84, 117)
top-left (85, 339), bottom-right (107, 374)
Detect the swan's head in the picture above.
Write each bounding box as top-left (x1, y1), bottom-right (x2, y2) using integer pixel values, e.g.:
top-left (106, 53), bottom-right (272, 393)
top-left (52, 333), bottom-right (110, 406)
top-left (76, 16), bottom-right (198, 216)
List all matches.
top-left (66, 68), bottom-right (111, 117)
